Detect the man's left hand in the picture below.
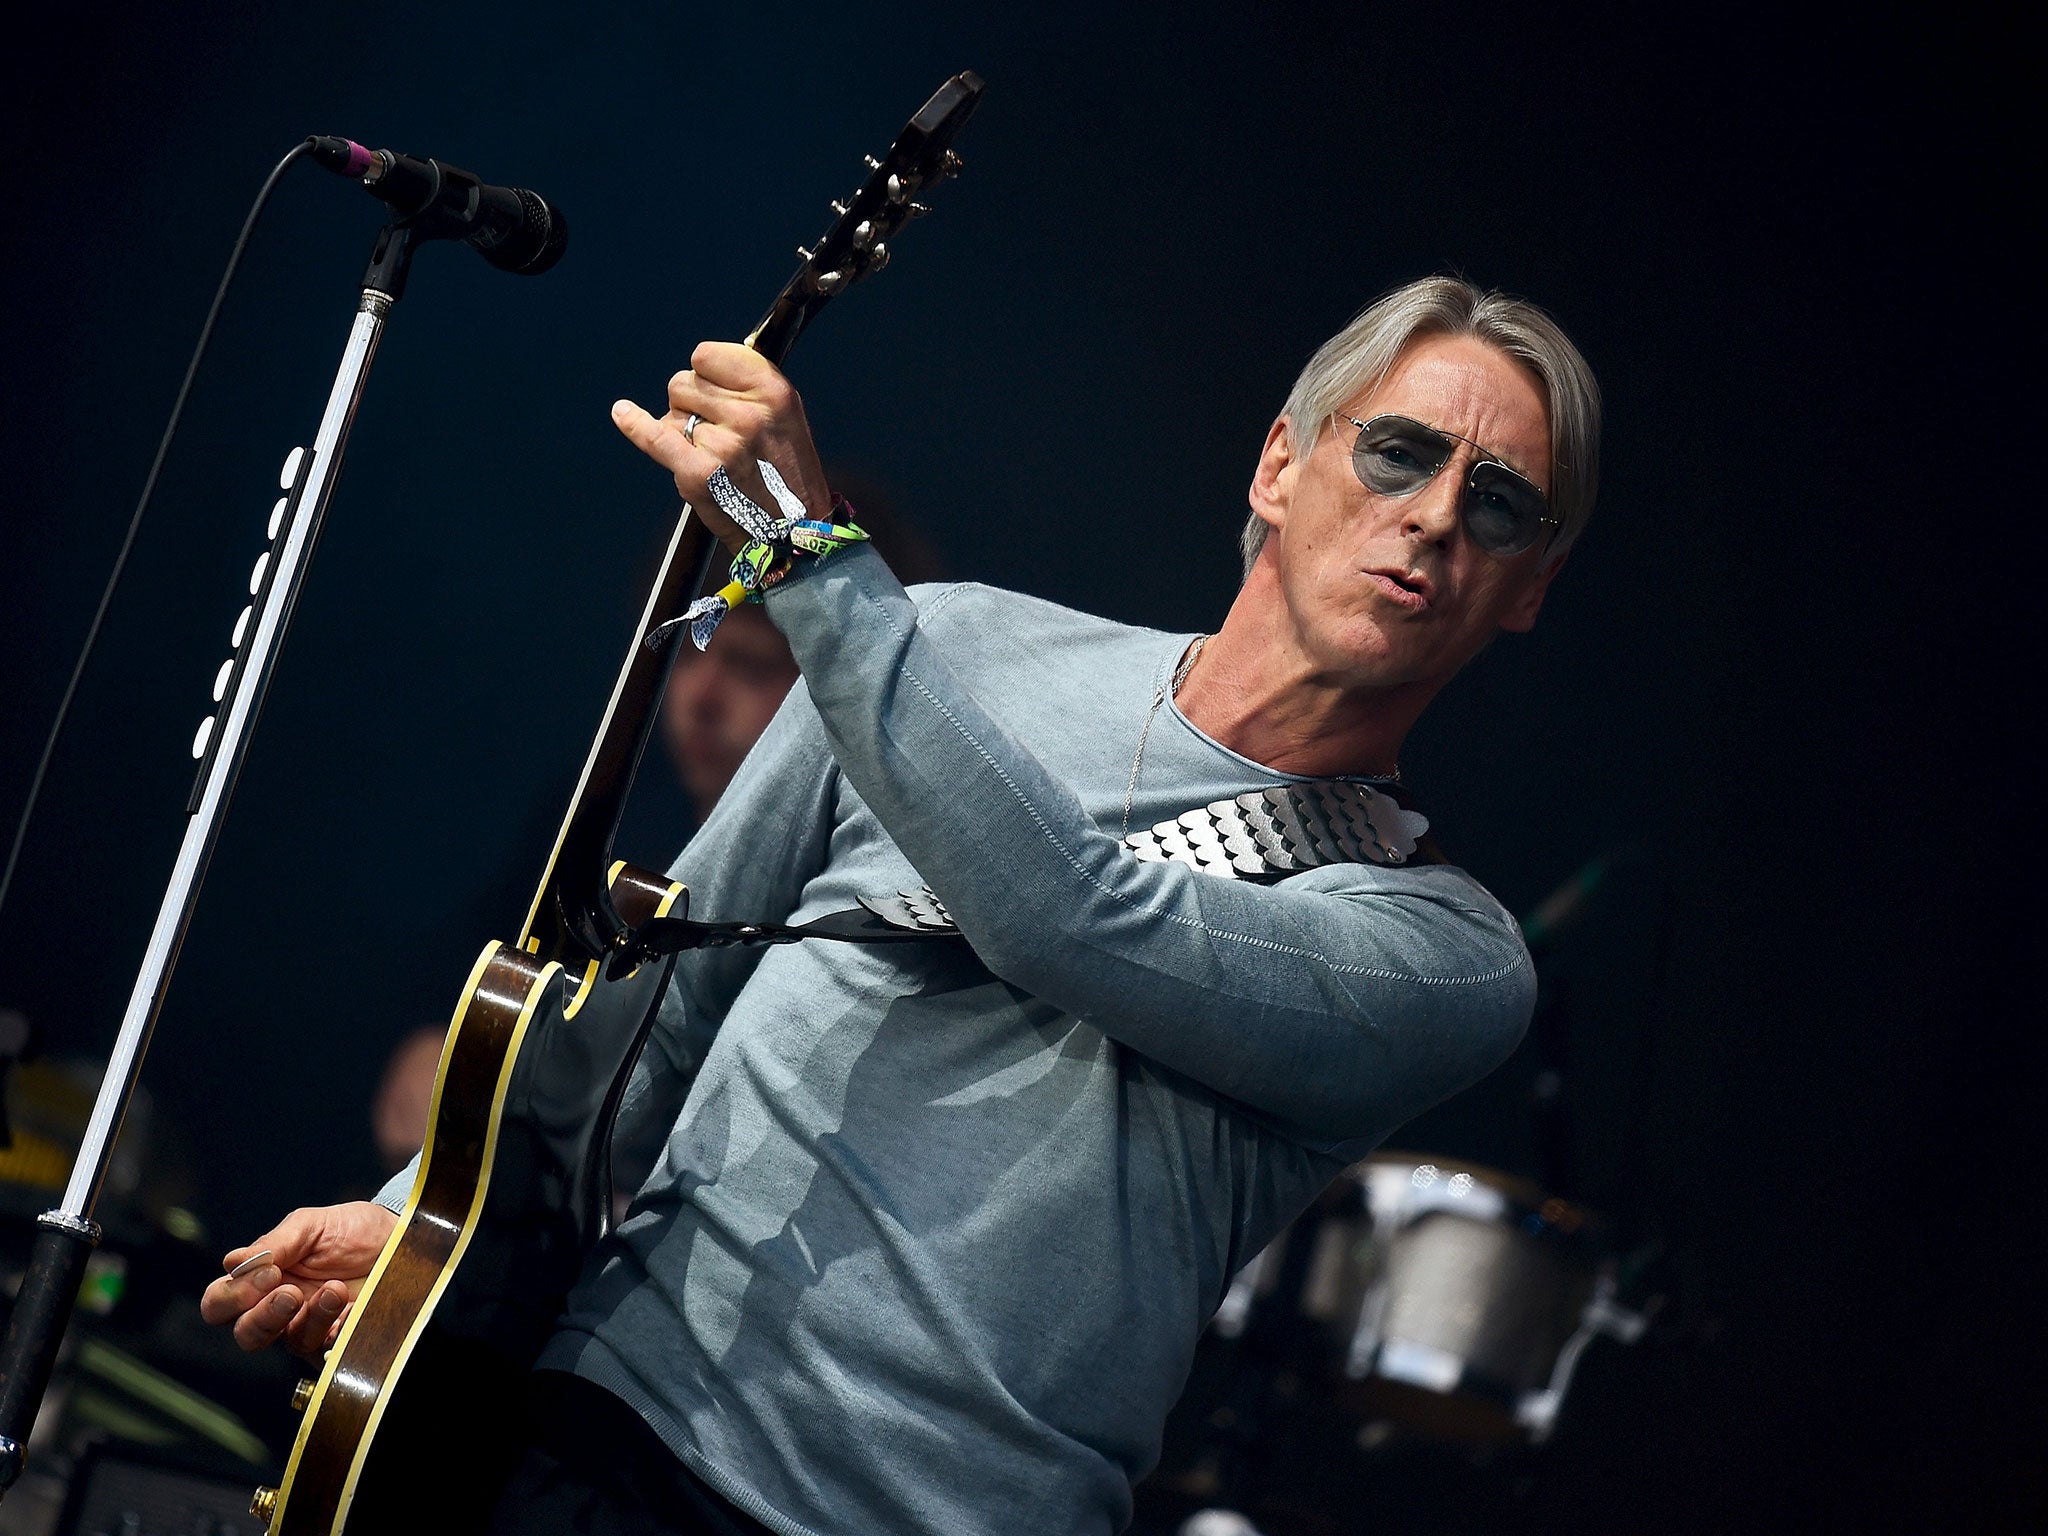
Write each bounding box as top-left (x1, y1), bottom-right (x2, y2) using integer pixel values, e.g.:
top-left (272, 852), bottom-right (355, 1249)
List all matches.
top-left (611, 342), bottom-right (833, 555)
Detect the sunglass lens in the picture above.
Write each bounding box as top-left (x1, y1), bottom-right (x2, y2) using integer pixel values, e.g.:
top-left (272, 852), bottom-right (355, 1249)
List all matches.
top-left (1464, 461), bottom-right (1550, 556)
top-left (1352, 417), bottom-right (1452, 496)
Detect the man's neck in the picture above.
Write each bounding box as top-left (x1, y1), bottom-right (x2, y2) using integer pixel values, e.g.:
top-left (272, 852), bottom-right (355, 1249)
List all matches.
top-left (1175, 568), bottom-right (1437, 779)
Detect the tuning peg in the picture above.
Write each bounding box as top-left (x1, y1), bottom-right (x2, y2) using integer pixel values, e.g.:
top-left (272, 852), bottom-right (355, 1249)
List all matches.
top-left (863, 154), bottom-right (882, 170)
top-left (810, 268), bottom-right (849, 296)
top-left (869, 242), bottom-right (890, 272)
top-left (797, 245), bottom-right (815, 262)
top-left (852, 220), bottom-right (876, 250)
top-left (830, 199), bottom-right (848, 215)
top-left (909, 201), bottom-right (932, 218)
top-left (940, 150), bottom-right (964, 178)
top-left (886, 172), bottom-right (916, 204)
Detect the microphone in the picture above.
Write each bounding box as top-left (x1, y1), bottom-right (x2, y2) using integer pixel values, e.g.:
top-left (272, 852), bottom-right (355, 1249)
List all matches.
top-left (306, 135), bottom-right (567, 275)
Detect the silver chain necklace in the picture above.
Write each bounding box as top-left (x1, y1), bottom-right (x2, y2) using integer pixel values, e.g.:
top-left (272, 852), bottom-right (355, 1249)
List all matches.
top-left (1121, 635), bottom-right (1209, 837)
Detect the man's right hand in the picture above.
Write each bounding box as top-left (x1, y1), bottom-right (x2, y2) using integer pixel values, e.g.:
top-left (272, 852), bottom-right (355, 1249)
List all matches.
top-left (198, 1201), bottom-right (398, 1359)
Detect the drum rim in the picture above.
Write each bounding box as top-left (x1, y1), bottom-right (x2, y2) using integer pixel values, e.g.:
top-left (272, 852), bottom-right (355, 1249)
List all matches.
top-left (1360, 1150), bottom-right (1604, 1240)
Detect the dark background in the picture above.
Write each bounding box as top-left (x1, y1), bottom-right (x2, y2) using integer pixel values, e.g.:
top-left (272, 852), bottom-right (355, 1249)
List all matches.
top-left (0, 5), bottom-right (2031, 1532)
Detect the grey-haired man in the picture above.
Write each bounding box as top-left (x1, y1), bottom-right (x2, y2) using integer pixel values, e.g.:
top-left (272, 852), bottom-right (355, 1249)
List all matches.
top-left (206, 275), bottom-right (1599, 1536)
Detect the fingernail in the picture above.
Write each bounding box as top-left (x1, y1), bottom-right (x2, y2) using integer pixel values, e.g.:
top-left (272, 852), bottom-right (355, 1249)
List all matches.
top-left (317, 1291), bottom-right (341, 1314)
top-left (272, 1293), bottom-right (296, 1314)
top-left (610, 399), bottom-right (631, 420)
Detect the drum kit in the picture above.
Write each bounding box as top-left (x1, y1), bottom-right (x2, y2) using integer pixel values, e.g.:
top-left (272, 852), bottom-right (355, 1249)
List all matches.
top-left (1143, 1152), bottom-right (1654, 1536)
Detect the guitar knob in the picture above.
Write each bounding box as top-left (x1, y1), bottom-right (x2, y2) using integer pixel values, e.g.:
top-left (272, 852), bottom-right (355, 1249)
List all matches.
top-left (291, 1376), bottom-right (316, 1411)
top-left (251, 1485), bottom-right (278, 1523)
top-left (869, 243), bottom-right (890, 272)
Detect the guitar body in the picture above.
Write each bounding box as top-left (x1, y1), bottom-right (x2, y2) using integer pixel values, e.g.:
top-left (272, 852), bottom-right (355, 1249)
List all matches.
top-left (269, 864), bottom-right (684, 1536)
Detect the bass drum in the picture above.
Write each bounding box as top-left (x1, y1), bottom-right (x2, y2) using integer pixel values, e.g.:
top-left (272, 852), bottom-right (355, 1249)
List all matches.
top-left (1210, 1153), bottom-right (1642, 1444)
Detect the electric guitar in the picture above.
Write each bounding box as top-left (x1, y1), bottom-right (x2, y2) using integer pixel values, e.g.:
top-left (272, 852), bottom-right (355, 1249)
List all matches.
top-left (256, 72), bottom-right (985, 1535)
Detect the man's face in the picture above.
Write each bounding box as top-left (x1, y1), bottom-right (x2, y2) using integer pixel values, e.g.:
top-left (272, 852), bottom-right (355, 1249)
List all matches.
top-left (1251, 333), bottom-right (1561, 693)
top-left (660, 606), bottom-right (800, 811)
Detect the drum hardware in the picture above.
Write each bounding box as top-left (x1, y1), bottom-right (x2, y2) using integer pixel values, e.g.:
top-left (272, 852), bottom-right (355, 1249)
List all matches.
top-left (1210, 1154), bottom-right (1649, 1447)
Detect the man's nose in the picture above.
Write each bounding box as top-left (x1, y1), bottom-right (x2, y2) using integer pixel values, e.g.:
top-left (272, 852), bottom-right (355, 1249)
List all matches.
top-left (1402, 462), bottom-right (1464, 546)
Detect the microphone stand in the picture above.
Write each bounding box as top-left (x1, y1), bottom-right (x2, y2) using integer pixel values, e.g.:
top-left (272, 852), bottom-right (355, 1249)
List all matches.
top-left (0, 220), bottom-right (427, 1496)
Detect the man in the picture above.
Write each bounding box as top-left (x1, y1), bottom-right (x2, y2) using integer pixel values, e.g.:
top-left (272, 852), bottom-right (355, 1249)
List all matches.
top-left (202, 275), bottom-right (1599, 1535)
top-left (659, 605), bottom-right (802, 814)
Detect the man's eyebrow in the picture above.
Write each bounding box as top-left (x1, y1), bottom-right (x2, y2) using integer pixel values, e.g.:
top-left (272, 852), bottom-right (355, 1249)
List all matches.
top-left (1414, 416), bottom-right (1540, 483)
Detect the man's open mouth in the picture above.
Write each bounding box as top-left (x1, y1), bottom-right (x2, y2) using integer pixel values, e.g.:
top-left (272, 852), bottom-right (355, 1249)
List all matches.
top-left (1366, 569), bottom-right (1432, 610)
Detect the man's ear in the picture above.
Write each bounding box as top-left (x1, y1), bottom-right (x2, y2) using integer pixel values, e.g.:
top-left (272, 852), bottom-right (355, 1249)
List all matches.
top-left (1248, 417), bottom-right (1298, 532)
top-left (1497, 549), bottom-right (1568, 633)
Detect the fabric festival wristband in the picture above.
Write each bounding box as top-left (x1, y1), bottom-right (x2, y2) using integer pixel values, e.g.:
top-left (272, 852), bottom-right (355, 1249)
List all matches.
top-left (644, 494), bottom-right (869, 653)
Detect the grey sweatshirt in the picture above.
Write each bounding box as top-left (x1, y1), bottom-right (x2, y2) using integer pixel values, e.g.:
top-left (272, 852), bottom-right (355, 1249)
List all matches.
top-left (387, 544), bottom-right (1534, 1534)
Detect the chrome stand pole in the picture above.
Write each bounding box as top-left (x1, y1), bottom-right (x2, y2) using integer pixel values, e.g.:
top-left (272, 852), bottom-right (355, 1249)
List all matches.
top-left (0, 225), bottom-right (419, 1494)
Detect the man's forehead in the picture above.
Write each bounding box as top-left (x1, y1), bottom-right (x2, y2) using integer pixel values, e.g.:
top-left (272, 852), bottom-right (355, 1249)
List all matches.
top-left (1346, 336), bottom-right (1551, 474)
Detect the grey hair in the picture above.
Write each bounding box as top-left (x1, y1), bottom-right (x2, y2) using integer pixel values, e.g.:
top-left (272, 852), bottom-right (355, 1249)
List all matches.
top-left (1240, 276), bottom-right (1601, 576)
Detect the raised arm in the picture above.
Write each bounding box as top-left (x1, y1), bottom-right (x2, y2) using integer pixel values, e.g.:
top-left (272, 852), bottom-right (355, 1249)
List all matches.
top-left (612, 348), bottom-right (1533, 1149)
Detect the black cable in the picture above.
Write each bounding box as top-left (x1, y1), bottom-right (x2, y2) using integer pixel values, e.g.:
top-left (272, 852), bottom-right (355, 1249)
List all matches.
top-left (0, 140), bottom-right (312, 921)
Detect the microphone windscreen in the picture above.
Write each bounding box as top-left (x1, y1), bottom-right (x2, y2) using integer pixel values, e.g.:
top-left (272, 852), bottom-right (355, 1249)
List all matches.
top-left (480, 189), bottom-right (568, 276)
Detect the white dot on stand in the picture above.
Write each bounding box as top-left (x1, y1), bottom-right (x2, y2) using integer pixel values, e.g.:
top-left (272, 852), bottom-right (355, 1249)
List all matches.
top-left (249, 551), bottom-right (270, 595)
top-left (212, 658), bottom-right (234, 701)
top-left (231, 607), bottom-right (252, 647)
top-left (268, 496), bottom-right (288, 540)
top-left (279, 447), bottom-right (304, 490)
top-left (191, 716), bottom-right (216, 759)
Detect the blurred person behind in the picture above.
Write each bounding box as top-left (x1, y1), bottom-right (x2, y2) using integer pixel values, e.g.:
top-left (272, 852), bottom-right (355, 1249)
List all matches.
top-left (649, 472), bottom-right (945, 823)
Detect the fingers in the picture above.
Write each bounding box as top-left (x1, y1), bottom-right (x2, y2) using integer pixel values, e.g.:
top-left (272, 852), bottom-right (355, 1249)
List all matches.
top-left (688, 339), bottom-right (789, 398)
top-left (227, 1276), bottom-right (301, 1353)
top-left (202, 1203), bottom-right (397, 1357)
top-left (608, 402), bottom-right (772, 556)
top-left (221, 1279), bottom-right (350, 1359)
top-left (613, 343), bottom-right (831, 532)
top-left (281, 1281), bottom-right (353, 1360)
top-left (611, 399), bottom-right (693, 478)
top-left (223, 1206), bottom-right (324, 1276)
top-left (200, 1260), bottom-right (283, 1329)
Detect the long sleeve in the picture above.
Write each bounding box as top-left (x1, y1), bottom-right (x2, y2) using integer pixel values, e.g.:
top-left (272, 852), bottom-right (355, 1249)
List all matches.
top-left (764, 544), bottom-right (1534, 1148)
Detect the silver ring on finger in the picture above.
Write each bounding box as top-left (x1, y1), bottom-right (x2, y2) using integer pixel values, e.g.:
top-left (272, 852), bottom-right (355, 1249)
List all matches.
top-left (683, 412), bottom-right (703, 445)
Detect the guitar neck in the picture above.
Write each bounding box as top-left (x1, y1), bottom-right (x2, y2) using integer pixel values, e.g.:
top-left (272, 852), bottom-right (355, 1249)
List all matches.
top-left (515, 70), bottom-right (984, 965)
top-left (516, 504), bottom-right (714, 962)
top-left (517, 319), bottom-right (807, 964)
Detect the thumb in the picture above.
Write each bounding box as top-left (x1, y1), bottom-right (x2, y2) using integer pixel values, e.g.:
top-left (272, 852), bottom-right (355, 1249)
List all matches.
top-left (222, 1206), bottom-right (327, 1274)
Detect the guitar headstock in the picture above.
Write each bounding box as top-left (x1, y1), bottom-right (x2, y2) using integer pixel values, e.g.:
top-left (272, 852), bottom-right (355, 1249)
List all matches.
top-left (747, 70), bottom-right (984, 364)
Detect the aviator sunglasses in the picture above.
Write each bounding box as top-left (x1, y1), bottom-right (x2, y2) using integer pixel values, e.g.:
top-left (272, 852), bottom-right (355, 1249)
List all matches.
top-left (1338, 413), bottom-right (1560, 557)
